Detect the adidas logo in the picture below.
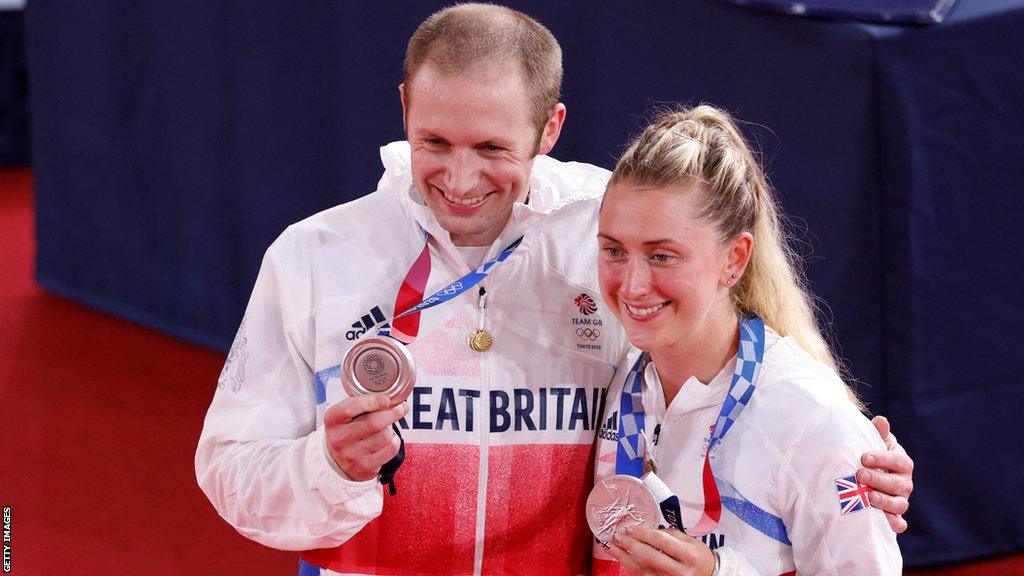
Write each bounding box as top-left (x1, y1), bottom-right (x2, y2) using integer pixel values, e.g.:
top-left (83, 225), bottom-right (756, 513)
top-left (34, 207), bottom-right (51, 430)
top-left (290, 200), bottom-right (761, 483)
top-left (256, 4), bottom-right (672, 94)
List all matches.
top-left (598, 410), bottom-right (618, 442)
top-left (346, 306), bottom-right (387, 341)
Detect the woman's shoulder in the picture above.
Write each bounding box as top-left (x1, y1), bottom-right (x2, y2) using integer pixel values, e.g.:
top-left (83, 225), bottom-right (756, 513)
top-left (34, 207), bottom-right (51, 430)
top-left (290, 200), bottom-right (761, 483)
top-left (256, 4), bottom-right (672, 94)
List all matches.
top-left (743, 330), bottom-right (880, 454)
top-left (756, 331), bottom-right (853, 412)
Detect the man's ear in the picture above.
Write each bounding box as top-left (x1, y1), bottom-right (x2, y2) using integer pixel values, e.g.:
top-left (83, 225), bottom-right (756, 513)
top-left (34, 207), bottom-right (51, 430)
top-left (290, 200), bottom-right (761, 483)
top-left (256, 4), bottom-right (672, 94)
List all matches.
top-left (536, 103), bottom-right (567, 156)
top-left (399, 83), bottom-right (408, 132)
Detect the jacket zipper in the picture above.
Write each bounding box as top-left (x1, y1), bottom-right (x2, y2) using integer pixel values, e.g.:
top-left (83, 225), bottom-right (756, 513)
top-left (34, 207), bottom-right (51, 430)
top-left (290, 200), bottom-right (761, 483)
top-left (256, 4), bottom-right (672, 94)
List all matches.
top-left (472, 281), bottom-right (490, 576)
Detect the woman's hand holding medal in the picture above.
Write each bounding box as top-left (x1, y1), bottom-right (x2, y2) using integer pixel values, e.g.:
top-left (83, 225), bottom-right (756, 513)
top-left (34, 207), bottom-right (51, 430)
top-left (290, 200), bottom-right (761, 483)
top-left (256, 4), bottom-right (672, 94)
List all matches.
top-left (323, 395), bottom-right (409, 482)
top-left (605, 525), bottom-right (717, 576)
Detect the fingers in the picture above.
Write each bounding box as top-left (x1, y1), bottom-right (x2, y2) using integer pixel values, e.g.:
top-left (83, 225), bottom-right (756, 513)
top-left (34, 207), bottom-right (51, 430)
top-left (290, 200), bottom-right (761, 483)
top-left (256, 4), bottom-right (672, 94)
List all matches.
top-left (857, 466), bottom-right (914, 499)
top-left (326, 395), bottom-right (407, 437)
top-left (327, 422), bottom-right (404, 481)
top-left (858, 453), bottom-right (914, 495)
top-left (324, 396), bottom-right (409, 481)
top-left (887, 512), bottom-right (909, 534)
top-left (861, 417), bottom-right (915, 534)
top-left (608, 526), bottom-right (713, 576)
top-left (364, 431), bottom-right (404, 466)
top-left (355, 421), bottom-right (403, 454)
top-left (603, 539), bottom-right (643, 575)
top-left (868, 486), bottom-right (910, 515)
top-left (610, 531), bottom-right (682, 576)
top-left (326, 394), bottom-right (392, 425)
top-left (644, 527), bottom-right (716, 575)
top-left (861, 446), bottom-right (914, 475)
top-left (860, 414), bottom-right (917, 481)
top-left (870, 415), bottom-right (891, 444)
top-left (869, 414), bottom-right (902, 451)
top-left (631, 526), bottom-right (698, 563)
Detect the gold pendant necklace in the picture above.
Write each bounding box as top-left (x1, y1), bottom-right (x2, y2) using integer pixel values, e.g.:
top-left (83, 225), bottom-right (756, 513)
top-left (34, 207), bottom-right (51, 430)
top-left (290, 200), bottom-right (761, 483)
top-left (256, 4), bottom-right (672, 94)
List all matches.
top-left (468, 287), bottom-right (492, 351)
top-left (467, 330), bottom-right (493, 351)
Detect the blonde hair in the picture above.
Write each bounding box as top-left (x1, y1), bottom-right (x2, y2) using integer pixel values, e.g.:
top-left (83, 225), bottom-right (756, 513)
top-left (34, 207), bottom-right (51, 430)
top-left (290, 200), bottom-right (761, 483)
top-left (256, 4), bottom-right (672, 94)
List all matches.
top-left (610, 105), bottom-right (860, 407)
top-left (404, 3), bottom-right (562, 139)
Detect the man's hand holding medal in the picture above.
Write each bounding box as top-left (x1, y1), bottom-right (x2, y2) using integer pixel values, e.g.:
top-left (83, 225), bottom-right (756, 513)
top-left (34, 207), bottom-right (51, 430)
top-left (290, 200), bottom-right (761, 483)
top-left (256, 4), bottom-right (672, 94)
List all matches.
top-left (324, 394), bottom-right (408, 482)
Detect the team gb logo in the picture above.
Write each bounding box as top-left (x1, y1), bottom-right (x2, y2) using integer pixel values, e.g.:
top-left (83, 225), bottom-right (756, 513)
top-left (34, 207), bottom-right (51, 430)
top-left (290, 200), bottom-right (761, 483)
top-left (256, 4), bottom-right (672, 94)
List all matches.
top-left (574, 293), bottom-right (598, 315)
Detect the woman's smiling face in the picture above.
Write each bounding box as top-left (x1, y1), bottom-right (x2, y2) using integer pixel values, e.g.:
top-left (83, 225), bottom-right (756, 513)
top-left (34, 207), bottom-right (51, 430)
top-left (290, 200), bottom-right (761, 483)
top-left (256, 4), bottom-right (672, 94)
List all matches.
top-left (597, 182), bottom-right (735, 355)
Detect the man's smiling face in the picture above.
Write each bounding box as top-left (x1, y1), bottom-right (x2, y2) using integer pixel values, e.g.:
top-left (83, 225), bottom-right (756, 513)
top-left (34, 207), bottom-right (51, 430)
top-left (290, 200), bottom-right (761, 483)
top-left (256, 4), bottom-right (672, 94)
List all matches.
top-left (403, 62), bottom-right (555, 247)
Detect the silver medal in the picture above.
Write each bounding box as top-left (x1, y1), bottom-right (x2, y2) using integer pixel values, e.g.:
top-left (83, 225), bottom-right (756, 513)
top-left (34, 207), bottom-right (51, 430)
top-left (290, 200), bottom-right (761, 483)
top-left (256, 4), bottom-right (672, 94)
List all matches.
top-left (586, 474), bottom-right (660, 545)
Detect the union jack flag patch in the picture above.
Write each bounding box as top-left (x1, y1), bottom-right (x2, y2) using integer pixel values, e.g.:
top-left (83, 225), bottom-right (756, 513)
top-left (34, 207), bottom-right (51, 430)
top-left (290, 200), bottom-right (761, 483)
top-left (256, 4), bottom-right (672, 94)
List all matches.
top-left (835, 474), bottom-right (873, 515)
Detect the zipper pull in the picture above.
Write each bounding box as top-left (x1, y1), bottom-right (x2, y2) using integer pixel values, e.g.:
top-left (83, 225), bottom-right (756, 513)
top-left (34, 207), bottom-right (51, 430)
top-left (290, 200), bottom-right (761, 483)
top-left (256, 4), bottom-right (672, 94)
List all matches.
top-left (467, 287), bottom-right (493, 351)
top-left (644, 424), bottom-right (660, 475)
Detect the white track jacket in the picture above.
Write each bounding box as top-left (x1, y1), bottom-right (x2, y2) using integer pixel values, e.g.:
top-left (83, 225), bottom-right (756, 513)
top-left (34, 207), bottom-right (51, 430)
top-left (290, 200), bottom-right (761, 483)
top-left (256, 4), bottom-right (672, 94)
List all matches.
top-left (196, 141), bottom-right (630, 576)
top-left (592, 329), bottom-right (902, 575)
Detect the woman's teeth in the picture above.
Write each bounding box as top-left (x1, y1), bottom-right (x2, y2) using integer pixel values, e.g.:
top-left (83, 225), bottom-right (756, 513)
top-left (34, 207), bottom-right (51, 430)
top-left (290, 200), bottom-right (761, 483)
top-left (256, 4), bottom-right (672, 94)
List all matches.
top-left (625, 303), bottom-right (665, 317)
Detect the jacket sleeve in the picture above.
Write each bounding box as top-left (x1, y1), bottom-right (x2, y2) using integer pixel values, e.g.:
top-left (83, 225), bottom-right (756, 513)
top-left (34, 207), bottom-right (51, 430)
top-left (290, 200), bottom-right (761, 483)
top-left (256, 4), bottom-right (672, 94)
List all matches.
top-left (776, 403), bottom-right (903, 575)
top-left (713, 547), bottom-right (761, 575)
top-left (194, 242), bottom-right (384, 551)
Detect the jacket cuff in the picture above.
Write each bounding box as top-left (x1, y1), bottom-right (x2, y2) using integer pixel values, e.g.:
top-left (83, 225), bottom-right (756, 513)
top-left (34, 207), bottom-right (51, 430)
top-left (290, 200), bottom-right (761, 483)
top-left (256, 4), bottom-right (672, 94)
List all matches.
top-left (713, 546), bottom-right (759, 576)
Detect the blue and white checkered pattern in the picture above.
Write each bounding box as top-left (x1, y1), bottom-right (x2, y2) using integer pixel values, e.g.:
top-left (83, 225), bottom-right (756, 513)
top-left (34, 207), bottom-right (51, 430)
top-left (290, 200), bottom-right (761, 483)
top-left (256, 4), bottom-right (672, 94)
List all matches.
top-left (615, 354), bottom-right (649, 477)
top-left (611, 317), bottom-right (776, 544)
top-left (708, 317), bottom-right (765, 452)
top-left (614, 316), bottom-right (766, 479)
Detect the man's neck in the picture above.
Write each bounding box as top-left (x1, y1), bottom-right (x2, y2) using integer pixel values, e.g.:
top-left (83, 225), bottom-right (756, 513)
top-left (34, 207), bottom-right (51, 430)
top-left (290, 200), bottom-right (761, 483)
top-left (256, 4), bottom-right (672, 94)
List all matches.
top-left (451, 236), bottom-right (494, 247)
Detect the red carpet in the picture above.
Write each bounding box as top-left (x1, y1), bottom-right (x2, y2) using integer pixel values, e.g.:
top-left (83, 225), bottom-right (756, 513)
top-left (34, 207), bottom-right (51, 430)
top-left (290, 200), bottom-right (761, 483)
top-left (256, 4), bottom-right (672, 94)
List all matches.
top-left (1, 167), bottom-right (1021, 575)
top-left (0, 168), bottom-right (295, 574)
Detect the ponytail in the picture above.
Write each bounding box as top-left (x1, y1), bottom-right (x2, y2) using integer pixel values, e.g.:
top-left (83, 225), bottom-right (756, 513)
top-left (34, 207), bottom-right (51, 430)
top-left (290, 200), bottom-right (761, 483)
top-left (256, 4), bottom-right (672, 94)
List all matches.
top-left (610, 105), bottom-right (860, 407)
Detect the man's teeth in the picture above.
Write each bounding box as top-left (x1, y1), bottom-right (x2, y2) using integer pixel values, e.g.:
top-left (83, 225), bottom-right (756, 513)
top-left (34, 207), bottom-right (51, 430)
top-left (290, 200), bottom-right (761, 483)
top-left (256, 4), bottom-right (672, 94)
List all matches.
top-left (444, 191), bottom-right (486, 206)
top-left (625, 303), bottom-right (665, 317)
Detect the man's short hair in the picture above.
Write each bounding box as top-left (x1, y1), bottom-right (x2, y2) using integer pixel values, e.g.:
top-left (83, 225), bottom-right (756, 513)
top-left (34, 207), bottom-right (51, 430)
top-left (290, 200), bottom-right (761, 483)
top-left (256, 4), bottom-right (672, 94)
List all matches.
top-left (404, 3), bottom-right (563, 139)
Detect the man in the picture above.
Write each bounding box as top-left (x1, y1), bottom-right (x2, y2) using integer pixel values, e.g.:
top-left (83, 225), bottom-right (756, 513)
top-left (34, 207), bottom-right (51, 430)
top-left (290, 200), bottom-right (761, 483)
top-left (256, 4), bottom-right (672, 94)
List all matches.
top-left (196, 5), bottom-right (913, 576)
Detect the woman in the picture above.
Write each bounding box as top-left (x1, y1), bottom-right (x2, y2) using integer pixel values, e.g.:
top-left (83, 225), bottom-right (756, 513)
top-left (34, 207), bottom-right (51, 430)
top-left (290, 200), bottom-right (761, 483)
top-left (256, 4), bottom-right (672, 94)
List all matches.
top-left (590, 106), bottom-right (901, 575)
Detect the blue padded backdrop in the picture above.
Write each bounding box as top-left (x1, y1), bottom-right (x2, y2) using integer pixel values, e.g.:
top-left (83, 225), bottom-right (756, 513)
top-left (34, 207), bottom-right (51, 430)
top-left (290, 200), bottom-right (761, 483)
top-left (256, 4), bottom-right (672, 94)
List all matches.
top-left (0, 9), bottom-right (29, 166)
top-left (25, 0), bottom-right (1024, 566)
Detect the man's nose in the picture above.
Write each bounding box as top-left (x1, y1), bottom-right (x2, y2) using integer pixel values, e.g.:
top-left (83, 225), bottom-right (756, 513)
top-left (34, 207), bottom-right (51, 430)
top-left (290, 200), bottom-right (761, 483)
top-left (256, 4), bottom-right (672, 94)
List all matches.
top-left (444, 149), bottom-right (481, 196)
top-left (620, 257), bottom-right (652, 299)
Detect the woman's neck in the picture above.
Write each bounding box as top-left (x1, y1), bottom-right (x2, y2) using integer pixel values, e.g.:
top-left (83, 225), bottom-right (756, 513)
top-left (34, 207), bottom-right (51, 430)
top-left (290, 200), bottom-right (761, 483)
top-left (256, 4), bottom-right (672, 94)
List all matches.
top-left (650, 308), bottom-right (740, 406)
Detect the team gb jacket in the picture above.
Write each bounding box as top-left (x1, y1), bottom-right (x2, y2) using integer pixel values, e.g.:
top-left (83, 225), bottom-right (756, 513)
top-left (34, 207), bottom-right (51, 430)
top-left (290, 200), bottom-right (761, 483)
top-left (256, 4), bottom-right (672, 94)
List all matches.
top-left (592, 329), bottom-right (902, 576)
top-left (196, 141), bottom-right (630, 576)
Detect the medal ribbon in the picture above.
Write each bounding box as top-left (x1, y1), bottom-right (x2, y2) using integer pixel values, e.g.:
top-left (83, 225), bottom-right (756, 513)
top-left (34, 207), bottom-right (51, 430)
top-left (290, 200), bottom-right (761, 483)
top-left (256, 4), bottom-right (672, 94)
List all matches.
top-left (615, 316), bottom-right (788, 543)
top-left (687, 316), bottom-right (765, 536)
top-left (385, 243), bottom-right (432, 344)
top-left (377, 236), bottom-right (523, 344)
top-left (350, 236), bottom-right (522, 497)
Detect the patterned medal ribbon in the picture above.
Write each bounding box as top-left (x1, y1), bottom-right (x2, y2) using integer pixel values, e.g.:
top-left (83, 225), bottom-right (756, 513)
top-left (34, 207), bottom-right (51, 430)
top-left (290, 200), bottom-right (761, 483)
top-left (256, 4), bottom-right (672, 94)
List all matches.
top-left (315, 235), bottom-right (526, 402)
top-left (386, 243), bottom-right (432, 344)
top-left (365, 235), bottom-right (523, 497)
top-left (687, 316), bottom-right (765, 536)
top-left (615, 316), bottom-right (789, 544)
top-left (377, 236), bottom-right (523, 344)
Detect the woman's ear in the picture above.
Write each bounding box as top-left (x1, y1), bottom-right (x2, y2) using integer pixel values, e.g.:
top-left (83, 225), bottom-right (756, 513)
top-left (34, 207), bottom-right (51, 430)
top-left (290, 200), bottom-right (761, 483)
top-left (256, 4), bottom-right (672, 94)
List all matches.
top-left (722, 232), bottom-right (754, 287)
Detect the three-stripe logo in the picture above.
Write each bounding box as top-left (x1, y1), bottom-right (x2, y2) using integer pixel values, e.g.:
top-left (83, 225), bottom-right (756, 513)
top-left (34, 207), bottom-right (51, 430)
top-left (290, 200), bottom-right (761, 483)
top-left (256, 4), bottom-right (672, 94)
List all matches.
top-left (598, 410), bottom-right (619, 441)
top-left (346, 306), bottom-right (387, 341)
